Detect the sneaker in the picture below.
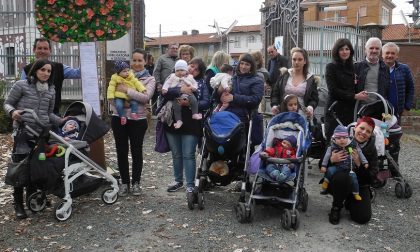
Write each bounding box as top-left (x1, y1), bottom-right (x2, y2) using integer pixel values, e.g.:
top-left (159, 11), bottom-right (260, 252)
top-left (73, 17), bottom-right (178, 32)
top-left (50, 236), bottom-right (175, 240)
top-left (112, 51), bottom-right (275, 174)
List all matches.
top-left (167, 181), bottom-right (184, 192)
top-left (118, 183), bottom-right (129, 197)
top-left (132, 182), bottom-right (141, 196)
top-left (329, 206), bottom-right (341, 225)
top-left (120, 117), bottom-right (127, 125)
top-left (186, 186), bottom-right (195, 193)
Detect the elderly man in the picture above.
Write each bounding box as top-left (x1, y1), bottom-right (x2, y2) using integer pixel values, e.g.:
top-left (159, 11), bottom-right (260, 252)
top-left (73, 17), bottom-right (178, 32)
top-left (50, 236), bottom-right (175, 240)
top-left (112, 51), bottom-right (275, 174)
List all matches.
top-left (21, 38), bottom-right (81, 114)
top-left (266, 45), bottom-right (289, 86)
top-left (382, 42), bottom-right (415, 122)
top-left (354, 37), bottom-right (389, 104)
top-left (152, 42), bottom-right (179, 114)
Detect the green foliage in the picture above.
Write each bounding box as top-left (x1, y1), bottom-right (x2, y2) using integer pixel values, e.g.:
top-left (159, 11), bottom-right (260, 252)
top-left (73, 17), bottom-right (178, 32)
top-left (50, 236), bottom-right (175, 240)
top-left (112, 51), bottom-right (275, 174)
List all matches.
top-left (35, 0), bottom-right (132, 43)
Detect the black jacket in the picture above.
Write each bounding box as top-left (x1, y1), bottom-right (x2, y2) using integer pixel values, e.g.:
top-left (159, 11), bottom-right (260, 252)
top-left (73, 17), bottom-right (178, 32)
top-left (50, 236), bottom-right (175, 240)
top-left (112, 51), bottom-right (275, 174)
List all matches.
top-left (354, 59), bottom-right (389, 98)
top-left (267, 54), bottom-right (289, 86)
top-left (355, 136), bottom-right (378, 186)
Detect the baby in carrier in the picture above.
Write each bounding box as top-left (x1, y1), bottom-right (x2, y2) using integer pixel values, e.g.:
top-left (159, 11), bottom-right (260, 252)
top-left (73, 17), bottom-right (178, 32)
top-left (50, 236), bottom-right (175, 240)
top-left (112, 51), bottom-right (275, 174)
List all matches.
top-left (320, 125), bottom-right (369, 200)
top-left (210, 63), bottom-right (234, 112)
top-left (59, 117), bottom-right (80, 140)
top-left (260, 135), bottom-right (297, 182)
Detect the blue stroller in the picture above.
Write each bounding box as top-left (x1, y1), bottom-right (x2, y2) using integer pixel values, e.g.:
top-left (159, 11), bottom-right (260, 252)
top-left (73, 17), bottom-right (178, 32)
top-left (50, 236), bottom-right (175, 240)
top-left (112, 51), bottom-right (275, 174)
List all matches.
top-left (235, 112), bottom-right (311, 230)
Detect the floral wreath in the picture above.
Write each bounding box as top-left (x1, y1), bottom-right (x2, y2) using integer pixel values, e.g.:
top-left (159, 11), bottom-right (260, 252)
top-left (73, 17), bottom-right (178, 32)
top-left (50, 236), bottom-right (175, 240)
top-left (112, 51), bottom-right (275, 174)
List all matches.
top-left (35, 0), bottom-right (132, 43)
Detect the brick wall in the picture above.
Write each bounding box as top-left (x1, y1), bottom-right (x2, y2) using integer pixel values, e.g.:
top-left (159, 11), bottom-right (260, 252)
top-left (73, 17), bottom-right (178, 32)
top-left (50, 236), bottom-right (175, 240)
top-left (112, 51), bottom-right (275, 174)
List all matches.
top-left (401, 116), bottom-right (420, 133)
top-left (396, 44), bottom-right (420, 109)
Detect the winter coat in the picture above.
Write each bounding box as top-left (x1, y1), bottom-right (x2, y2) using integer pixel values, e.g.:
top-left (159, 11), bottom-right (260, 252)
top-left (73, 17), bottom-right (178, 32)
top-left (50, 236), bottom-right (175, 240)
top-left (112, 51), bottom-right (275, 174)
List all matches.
top-left (153, 54), bottom-right (177, 85)
top-left (354, 59), bottom-right (389, 98)
top-left (267, 54), bottom-right (289, 85)
top-left (265, 143), bottom-right (296, 159)
top-left (388, 61), bottom-right (415, 114)
top-left (355, 136), bottom-right (378, 186)
top-left (4, 80), bottom-right (61, 134)
top-left (107, 72), bottom-right (146, 100)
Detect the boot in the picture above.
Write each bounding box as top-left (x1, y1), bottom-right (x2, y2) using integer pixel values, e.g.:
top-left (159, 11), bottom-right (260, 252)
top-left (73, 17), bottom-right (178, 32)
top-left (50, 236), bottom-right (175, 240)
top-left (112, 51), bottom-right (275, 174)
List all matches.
top-left (13, 187), bottom-right (28, 219)
top-left (329, 206), bottom-right (341, 225)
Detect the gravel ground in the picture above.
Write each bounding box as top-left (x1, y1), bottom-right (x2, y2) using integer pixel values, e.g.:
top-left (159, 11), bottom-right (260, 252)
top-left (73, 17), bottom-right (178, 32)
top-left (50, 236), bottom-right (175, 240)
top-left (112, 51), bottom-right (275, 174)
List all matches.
top-left (0, 125), bottom-right (419, 252)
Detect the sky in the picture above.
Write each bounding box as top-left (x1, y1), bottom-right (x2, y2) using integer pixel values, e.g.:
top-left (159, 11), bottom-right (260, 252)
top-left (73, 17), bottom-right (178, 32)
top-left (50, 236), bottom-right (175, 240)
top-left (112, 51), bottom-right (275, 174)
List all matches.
top-left (144, 0), bottom-right (416, 37)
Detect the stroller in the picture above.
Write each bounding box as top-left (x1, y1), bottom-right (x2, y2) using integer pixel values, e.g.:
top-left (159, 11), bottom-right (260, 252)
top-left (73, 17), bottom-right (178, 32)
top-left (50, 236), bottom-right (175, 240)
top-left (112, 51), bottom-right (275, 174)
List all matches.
top-left (352, 92), bottom-right (411, 199)
top-left (15, 102), bottom-right (119, 221)
top-left (236, 112), bottom-right (311, 229)
top-left (187, 110), bottom-right (253, 210)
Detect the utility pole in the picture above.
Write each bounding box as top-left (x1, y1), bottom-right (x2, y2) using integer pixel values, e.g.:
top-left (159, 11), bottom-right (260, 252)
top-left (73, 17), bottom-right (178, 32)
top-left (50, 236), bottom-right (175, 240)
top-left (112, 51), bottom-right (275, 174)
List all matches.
top-left (132, 0), bottom-right (145, 49)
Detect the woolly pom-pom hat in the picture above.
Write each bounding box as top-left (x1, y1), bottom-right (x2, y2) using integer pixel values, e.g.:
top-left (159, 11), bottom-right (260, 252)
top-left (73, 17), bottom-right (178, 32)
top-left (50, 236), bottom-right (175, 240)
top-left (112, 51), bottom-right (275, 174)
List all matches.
top-left (114, 60), bottom-right (130, 73)
top-left (284, 135), bottom-right (297, 148)
top-left (333, 125), bottom-right (349, 138)
top-left (174, 60), bottom-right (188, 72)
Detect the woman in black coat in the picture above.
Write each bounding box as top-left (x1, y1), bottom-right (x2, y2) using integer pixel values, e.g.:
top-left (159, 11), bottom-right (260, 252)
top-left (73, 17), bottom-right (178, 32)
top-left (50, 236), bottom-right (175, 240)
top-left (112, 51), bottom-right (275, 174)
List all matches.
top-left (324, 38), bottom-right (368, 140)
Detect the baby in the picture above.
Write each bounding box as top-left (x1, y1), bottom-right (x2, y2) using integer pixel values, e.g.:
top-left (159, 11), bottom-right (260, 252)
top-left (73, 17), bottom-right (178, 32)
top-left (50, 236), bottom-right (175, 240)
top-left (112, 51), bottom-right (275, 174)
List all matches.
top-left (60, 117), bottom-right (80, 140)
top-left (107, 60), bottom-right (146, 125)
top-left (162, 59), bottom-right (201, 129)
top-left (260, 135), bottom-right (297, 183)
top-left (320, 125), bottom-right (369, 201)
top-left (210, 63), bottom-right (234, 112)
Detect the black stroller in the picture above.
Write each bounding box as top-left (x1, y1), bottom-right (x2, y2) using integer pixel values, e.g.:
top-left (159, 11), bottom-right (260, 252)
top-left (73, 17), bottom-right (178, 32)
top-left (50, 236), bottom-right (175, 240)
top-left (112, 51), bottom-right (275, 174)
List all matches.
top-left (12, 102), bottom-right (119, 221)
top-left (187, 110), bottom-right (254, 210)
top-left (353, 92), bottom-right (411, 199)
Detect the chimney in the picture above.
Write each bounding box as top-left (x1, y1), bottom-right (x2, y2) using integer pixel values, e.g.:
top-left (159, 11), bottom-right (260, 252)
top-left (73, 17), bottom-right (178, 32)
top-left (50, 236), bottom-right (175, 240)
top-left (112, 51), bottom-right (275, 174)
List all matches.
top-left (182, 31), bottom-right (188, 35)
top-left (191, 29), bottom-right (199, 35)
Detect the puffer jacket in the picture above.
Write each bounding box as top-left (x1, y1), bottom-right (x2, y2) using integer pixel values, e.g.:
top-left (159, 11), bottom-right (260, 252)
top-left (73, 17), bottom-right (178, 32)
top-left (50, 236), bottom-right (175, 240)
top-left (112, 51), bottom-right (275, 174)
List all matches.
top-left (4, 80), bottom-right (61, 133)
top-left (355, 136), bottom-right (379, 186)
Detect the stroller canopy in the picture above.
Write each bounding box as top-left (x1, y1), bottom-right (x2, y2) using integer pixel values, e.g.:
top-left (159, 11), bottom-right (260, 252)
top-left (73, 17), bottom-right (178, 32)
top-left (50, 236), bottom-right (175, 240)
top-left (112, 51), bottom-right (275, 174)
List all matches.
top-left (206, 111), bottom-right (243, 140)
top-left (64, 102), bottom-right (109, 144)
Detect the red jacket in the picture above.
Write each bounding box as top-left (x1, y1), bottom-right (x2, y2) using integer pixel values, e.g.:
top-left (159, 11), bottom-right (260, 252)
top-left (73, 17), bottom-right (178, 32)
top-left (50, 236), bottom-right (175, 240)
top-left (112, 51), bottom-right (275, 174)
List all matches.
top-left (265, 143), bottom-right (296, 158)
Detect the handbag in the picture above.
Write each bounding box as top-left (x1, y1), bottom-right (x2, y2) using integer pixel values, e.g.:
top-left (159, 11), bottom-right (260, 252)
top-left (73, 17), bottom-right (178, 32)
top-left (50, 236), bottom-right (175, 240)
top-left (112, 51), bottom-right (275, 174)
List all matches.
top-left (154, 120), bottom-right (170, 153)
top-left (5, 156), bottom-right (30, 187)
top-left (251, 113), bottom-right (264, 145)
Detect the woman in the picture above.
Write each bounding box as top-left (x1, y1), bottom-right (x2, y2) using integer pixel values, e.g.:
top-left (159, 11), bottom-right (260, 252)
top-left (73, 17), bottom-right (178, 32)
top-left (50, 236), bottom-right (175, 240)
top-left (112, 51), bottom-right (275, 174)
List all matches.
top-left (178, 45), bottom-right (195, 62)
top-left (327, 116), bottom-right (378, 225)
top-left (217, 53), bottom-right (264, 125)
top-left (324, 38), bottom-right (368, 140)
top-left (251, 50), bottom-right (270, 113)
top-left (163, 57), bottom-right (210, 193)
top-left (4, 59), bottom-right (63, 219)
top-left (145, 53), bottom-right (155, 76)
top-left (205, 51), bottom-right (231, 94)
top-left (270, 47), bottom-right (319, 119)
top-left (110, 49), bottom-right (155, 197)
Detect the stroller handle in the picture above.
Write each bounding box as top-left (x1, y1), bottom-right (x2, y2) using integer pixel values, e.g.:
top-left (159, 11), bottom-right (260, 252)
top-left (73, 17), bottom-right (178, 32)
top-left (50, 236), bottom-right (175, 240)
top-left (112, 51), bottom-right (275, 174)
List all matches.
top-left (21, 108), bottom-right (47, 129)
top-left (353, 92), bottom-right (389, 122)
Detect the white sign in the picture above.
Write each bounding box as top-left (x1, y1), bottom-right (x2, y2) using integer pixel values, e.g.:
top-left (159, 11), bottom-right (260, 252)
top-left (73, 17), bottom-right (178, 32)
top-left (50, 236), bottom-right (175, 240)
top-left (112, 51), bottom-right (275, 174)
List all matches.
top-left (106, 33), bottom-right (131, 61)
top-left (274, 36), bottom-right (284, 55)
top-left (80, 42), bottom-right (101, 115)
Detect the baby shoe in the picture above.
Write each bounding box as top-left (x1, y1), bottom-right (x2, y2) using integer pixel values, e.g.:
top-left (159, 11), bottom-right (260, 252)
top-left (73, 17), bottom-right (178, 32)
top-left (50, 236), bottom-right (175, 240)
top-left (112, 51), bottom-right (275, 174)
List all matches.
top-left (354, 193), bottom-right (362, 201)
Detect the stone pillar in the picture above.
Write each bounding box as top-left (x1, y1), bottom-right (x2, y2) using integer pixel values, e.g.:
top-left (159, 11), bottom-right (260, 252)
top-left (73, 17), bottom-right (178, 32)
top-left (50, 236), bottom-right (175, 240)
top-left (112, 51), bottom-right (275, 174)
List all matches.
top-left (359, 24), bottom-right (385, 40)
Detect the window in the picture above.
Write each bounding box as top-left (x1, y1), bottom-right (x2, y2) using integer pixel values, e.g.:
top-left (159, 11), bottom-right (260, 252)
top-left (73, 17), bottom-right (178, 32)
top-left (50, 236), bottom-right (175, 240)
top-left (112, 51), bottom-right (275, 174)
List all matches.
top-left (359, 6), bottom-right (367, 17)
top-left (6, 46), bottom-right (15, 76)
top-left (234, 36), bottom-right (241, 48)
top-left (382, 7), bottom-right (390, 25)
top-left (1, 0), bottom-right (15, 12)
top-left (247, 35), bottom-right (256, 44)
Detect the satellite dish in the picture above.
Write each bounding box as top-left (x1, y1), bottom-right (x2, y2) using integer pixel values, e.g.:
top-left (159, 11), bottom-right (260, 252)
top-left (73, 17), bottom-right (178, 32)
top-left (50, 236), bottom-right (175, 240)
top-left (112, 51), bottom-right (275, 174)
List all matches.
top-left (400, 9), bottom-right (410, 27)
top-left (223, 20), bottom-right (238, 36)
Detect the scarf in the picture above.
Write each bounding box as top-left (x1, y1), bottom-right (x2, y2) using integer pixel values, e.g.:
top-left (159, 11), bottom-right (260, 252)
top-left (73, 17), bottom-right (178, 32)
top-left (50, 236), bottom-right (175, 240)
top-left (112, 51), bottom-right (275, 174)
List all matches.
top-left (134, 69), bottom-right (150, 79)
top-left (36, 81), bottom-right (49, 92)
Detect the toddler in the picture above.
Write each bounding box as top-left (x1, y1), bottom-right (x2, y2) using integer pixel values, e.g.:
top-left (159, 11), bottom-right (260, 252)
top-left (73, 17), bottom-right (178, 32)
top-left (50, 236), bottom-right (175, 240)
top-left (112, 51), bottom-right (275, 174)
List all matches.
top-left (320, 125), bottom-right (369, 201)
top-left (162, 59), bottom-right (201, 129)
top-left (260, 135), bottom-right (297, 183)
top-left (107, 60), bottom-right (146, 125)
top-left (210, 63), bottom-right (234, 112)
top-left (60, 117), bottom-right (80, 140)
top-left (279, 94), bottom-right (300, 113)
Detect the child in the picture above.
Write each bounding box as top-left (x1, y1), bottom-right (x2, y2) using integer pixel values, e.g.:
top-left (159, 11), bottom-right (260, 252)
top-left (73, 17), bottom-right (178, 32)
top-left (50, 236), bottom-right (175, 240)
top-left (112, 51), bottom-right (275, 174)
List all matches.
top-left (107, 60), bottom-right (146, 125)
top-left (279, 94), bottom-right (300, 113)
top-left (59, 117), bottom-right (80, 140)
top-left (161, 59), bottom-right (201, 129)
top-left (320, 125), bottom-right (369, 201)
top-left (210, 63), bottom-right (234, 112)
top-left (260, 135), bottom-right (297, 182)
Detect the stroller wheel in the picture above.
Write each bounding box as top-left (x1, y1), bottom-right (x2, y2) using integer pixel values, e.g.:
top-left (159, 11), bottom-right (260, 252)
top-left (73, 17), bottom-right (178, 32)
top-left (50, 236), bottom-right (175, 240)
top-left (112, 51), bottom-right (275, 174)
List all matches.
top-left (395, 182), bottom-right (405, 198)
top-left (198, 177), bottom-right (207, 192)
top-left (27, 191), bottom-right (47, 213)
top-left (187, 192), bottom-right (194, 210)
top-left (291, 209), bottom-right (300, 230)
top-left (299, 189), bottom-right (309, 212)
top-left (102, 188), bottom-right (118, 205)
top-left (234, 202), bottom-right (248, 223)
top-left (197, 192), bottom-right (205, 210)
top-left (247, 199), bottom-right (255, 223)
top-left (372, 179), bottom-right (387, 189)
top-left (54, 200), bottom-right (72, 221)
top-left (404, 182), bottom-right (412, 199)
top-left (281, 209), bottom-right (292, 230)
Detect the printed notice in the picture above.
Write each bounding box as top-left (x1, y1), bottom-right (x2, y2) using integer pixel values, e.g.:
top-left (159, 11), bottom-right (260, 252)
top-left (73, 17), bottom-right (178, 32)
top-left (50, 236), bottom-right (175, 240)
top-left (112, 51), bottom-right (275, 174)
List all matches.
top-left (80, 42), bottom-right (101, 115)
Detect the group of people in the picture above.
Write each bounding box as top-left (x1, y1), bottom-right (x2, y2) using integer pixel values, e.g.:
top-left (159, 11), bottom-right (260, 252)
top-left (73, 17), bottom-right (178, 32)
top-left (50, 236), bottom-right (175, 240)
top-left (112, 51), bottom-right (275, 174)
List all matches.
top-left (4, 36), bottom-right (414, 230)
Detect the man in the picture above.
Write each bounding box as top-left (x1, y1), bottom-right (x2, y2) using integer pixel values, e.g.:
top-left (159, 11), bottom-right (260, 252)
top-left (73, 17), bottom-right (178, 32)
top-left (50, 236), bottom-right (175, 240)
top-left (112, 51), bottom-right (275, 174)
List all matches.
top-left (382, 42), bottom-right (415, 122)
top-left (21, 38), bottom-right (81, 114)
top-left (354, 37), bottom-right (389, 104)
top-left (152, 42), bottom-right (178, 114)
top-left (266, 45), bottom-right (289, 86)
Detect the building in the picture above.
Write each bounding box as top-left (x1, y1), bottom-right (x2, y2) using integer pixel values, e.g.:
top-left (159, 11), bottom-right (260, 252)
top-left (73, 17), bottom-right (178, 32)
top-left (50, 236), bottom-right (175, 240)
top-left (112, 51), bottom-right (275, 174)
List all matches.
top-left (302, 0), bottom-right (396, 26)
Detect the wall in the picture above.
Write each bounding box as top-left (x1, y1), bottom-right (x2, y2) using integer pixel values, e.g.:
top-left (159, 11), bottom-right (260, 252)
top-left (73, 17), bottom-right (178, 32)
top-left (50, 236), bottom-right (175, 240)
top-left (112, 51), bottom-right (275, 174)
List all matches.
top-left (397, 43), bottom-right (420, 108)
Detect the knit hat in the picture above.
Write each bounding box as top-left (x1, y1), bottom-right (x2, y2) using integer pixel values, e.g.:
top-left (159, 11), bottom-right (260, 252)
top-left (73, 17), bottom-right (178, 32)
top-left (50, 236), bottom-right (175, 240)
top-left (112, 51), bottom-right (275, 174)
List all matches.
top-left (284, 135), bottom-right (297, 148)
top-left (333, 125), bottom-right (349, 138)
top-left (174, 60), bottom-right (188, 72)
top-left (356, 116), bottom-right (375, 130)
top-left (114, 60), bottom-right (130, 73)
top-left (62, 118), bottom-right (80, 132)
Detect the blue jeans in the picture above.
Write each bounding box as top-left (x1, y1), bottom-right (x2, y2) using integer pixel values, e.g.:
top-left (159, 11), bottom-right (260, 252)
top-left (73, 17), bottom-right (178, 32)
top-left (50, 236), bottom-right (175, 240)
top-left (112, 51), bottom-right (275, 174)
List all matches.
top-left (115, 98), bottom-right (139, 117)
top-left (165, 132), bottom-right (198, 188)
top-left (265, 164), bottom-right (291, 183)
top-left (325, 166), bottom-right (359, 194)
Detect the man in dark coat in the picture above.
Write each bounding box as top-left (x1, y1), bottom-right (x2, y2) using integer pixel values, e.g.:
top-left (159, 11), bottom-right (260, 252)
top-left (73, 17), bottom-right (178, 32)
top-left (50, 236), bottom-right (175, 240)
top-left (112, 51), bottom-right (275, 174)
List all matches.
top-left (266, 45), bottom-right (289, 86)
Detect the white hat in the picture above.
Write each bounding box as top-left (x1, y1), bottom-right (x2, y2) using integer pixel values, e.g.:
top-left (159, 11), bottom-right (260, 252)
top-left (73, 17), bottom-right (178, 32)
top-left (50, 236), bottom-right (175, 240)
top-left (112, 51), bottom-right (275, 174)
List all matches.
top-left (174, 60), bottom-right (188, 72)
